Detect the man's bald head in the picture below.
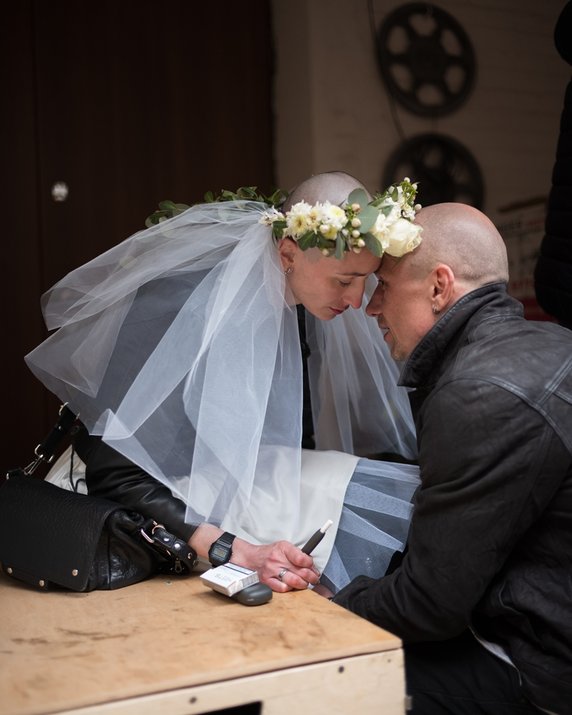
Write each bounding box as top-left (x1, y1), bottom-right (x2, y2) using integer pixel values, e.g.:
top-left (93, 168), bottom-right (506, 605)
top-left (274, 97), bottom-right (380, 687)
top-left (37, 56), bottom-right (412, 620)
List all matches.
top-left (368, 203), bottom-right (510, 359)
top-left (410, 203), bottom-right (509, 288)
top-left (283, 171), bottom-right (370, 212)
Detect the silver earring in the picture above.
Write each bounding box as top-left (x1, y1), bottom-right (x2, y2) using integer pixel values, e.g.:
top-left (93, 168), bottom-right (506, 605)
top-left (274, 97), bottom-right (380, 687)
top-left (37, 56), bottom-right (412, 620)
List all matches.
top-left (284, 267), bottom-right (293, 275)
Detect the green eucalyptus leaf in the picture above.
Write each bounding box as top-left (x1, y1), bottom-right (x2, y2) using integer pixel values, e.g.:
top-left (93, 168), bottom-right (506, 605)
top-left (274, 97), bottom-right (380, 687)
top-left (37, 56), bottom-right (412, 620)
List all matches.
top-left (347, 188), bottom-right (369, 208)
top-left (158, 200), bottom-right (176, 211)
top-left (335, 235), bottom-right (345, 259)
top-left (364, 232), bottom-right (383, 257)
top-left (357, 205), bottom-right (378, 232)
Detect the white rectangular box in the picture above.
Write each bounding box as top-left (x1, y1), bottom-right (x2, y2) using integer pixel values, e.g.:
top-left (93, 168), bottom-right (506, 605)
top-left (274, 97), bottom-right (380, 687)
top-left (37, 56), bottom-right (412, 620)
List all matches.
top-left (200, 563), bottom-right (259, 596)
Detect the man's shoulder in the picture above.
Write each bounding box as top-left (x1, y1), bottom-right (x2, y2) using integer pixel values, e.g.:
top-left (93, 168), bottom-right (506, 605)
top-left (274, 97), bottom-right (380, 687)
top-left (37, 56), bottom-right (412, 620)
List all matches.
top-left (433, 322), bottom-right (572, 448)
top-left (456, 318), bottom-right (572, 384)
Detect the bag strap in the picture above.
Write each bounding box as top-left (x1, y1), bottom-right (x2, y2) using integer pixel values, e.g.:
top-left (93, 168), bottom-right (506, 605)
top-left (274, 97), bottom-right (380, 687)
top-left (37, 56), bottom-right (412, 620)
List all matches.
top-left (7, 403), bottom-right (78, 477)
top-left (140, 521), bottom-right (198, 573)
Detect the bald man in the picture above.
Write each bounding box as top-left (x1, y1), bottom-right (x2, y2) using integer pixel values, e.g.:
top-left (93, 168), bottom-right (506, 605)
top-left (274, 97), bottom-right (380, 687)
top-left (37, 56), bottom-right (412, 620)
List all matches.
top-left (331, 203), bottom-right (572, 714)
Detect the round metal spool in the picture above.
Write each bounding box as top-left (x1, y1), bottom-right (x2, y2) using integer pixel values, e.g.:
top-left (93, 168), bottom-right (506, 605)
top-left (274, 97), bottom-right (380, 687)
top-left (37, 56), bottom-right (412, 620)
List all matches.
top-left (377, 3), bottom-right (476, 117)
top-left (383, 133), bottom-right (484, 209)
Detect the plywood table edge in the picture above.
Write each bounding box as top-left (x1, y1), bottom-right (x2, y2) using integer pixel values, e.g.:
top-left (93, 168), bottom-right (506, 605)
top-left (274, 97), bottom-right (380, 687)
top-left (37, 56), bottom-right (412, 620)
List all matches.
top-left (1, 574), bottom-right (403, 715)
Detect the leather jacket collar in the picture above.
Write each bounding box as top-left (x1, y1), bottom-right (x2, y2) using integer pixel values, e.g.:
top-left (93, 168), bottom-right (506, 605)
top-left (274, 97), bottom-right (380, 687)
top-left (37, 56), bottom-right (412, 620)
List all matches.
top-left (399, 283), bottom-right (523, 389)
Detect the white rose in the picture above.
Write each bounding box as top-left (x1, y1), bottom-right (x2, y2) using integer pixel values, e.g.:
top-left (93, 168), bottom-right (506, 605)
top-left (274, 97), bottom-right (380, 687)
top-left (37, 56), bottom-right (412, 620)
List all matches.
top-left (370, 213), bottom-right (389, 248)
top-left (384, 218), bottom-right (423, 257)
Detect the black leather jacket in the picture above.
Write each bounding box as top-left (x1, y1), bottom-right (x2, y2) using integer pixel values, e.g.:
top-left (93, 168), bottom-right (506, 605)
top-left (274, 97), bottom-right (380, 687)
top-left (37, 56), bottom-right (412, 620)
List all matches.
top-left (334, 284), bottom-right (572, 713)
top-left (75, 429), bottom-right (197, 542)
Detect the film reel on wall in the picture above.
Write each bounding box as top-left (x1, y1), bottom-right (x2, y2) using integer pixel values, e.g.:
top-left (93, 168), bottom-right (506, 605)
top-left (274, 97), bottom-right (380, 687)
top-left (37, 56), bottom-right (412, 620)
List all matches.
top-left (376, 3), bottom-right (483, 207)
top-left (376, 2), bottom-right (476, 117)
top-left (383, 133), bottom-right (484, 209)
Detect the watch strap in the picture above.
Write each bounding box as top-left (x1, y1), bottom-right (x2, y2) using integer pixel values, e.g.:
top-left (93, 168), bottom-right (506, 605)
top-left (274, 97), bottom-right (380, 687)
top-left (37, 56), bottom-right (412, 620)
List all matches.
top-left (208, 531), bottom-right (236, 566)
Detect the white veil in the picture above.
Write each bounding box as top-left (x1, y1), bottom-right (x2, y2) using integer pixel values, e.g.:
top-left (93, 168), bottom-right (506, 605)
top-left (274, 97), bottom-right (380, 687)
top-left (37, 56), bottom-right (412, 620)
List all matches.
top-left (25, 200), bottom-right (416, 529)
top-left (308, 280), bottom-right (416, 459)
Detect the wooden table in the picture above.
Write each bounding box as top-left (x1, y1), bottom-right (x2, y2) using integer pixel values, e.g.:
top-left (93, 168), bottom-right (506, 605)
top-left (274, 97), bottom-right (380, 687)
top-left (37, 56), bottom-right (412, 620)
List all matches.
top-left (0, 572), bottom-right (405, 715)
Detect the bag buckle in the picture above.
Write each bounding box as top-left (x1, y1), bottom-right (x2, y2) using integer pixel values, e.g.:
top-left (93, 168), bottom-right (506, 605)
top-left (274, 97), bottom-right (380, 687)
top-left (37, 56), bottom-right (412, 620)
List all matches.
top-left (140, 521), bottom-right (197, 573)
top-left (15, 403), bottom-right (79, 476)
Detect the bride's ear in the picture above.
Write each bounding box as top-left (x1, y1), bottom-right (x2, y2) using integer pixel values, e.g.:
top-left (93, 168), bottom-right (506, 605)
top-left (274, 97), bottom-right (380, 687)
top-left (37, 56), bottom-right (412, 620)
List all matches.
top-left (277, 237), bottom-right (298, 272)
top-left (431, 264), bottom-right (455, 312)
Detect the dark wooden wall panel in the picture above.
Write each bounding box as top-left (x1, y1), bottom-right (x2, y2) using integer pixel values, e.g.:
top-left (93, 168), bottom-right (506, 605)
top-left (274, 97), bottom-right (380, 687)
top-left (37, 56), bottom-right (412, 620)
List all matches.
top-left (2, 0), bottom-right (274, 473)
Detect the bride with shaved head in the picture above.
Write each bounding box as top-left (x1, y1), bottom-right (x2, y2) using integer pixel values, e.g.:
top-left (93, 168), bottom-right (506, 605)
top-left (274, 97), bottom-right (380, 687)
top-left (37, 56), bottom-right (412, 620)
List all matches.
top-left (25, 171), bottom-right (423, 593)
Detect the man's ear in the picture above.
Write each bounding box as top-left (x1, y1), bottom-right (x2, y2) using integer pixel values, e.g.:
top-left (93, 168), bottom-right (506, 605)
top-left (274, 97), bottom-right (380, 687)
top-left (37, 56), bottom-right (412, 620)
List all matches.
top-left (277, 237), bottom-right (298, 272)
top-left (432, 264), bottom-right (456, 311)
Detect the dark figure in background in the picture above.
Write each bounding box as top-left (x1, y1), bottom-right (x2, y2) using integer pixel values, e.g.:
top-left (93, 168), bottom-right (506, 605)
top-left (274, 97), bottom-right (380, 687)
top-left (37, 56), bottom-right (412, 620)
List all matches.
top-left (534, 1), bottom-right (572, 329)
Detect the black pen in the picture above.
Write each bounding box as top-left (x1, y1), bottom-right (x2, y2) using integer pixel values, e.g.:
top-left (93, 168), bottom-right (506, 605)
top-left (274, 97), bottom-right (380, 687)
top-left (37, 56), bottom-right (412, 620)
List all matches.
top-left (301, 519), bottom-right (333, 555)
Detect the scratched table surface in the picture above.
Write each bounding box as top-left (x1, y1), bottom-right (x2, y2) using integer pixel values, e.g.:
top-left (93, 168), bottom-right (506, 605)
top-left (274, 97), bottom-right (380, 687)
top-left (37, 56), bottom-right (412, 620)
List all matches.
top-left (0, 570), bottom-right (401, 715)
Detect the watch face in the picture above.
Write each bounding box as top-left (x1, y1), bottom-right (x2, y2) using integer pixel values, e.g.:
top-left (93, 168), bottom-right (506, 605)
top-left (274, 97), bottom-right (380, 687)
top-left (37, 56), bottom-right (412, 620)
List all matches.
top-left (208, 533), bottom-right (235, 566)
top-left (210, 544), bottom-right (230, 562)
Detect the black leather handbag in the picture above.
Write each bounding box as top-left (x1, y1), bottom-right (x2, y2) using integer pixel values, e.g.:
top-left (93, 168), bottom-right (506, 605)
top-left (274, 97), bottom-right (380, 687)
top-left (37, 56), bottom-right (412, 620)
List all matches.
top-left (0, 406), bottom-right (198, 592)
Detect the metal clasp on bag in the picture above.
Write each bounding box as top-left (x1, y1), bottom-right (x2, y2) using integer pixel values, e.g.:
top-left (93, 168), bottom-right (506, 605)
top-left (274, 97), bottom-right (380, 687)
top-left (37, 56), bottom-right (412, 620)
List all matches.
top-left (22, 402), bottom-right (78, 475)
top-left (22, 450), bottom-right (46, 476)
top-left (139, 525), bottom-right (157, 545)
top-left (139, 520), bottom-right (166, 544)
top-left (140, 522), bottom-right (191, 574)
top-left (22, 440), bottom-right (52, 475)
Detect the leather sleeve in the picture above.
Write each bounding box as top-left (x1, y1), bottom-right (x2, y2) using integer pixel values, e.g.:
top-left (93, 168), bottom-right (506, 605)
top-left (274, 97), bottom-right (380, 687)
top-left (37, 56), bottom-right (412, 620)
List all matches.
top-left (333, 382), bottom-right (564, 642)
top-left (74, 426), bottom-right (197, 542)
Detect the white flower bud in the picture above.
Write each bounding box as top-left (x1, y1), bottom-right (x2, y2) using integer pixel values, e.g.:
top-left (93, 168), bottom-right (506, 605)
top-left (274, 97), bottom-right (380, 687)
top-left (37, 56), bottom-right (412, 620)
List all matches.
top-left (351, 217), bottom-right (361, 228)
top-left (351, 229), bottom-right (360, 239)
top-left (351, 203), bottom-right (361, 212)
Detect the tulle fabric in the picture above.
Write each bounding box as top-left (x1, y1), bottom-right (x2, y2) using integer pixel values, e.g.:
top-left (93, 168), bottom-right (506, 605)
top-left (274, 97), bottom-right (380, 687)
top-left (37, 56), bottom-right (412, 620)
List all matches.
top-left (308, 289), bottom-right (416, 459)
top-left (26, 200), bottom-right (417, 532)
top-left (321, 458), bottom-right (420, 593)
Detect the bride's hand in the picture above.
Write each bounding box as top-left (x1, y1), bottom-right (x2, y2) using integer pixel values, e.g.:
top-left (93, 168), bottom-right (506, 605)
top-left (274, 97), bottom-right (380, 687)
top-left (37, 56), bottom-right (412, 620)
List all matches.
top-left (233, 538), bottom-right (320, 592)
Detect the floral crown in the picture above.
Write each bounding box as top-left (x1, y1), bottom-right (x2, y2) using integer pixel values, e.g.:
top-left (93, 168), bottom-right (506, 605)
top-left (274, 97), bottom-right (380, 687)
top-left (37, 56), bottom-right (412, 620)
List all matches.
top-left (263, 178), bottom-right (422, 258)
top-left (145, 178), bottom-right (422, 259)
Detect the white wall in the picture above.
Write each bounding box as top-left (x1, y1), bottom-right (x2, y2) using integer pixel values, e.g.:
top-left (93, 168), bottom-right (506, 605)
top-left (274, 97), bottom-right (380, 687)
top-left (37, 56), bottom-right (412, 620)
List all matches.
top-left (272, 0), bottom-right (569, 215)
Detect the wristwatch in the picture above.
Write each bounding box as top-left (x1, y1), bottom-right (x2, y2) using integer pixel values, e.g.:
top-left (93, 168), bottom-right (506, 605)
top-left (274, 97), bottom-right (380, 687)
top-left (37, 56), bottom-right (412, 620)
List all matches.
top-left (208, 531), bottom-right (236, 567)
